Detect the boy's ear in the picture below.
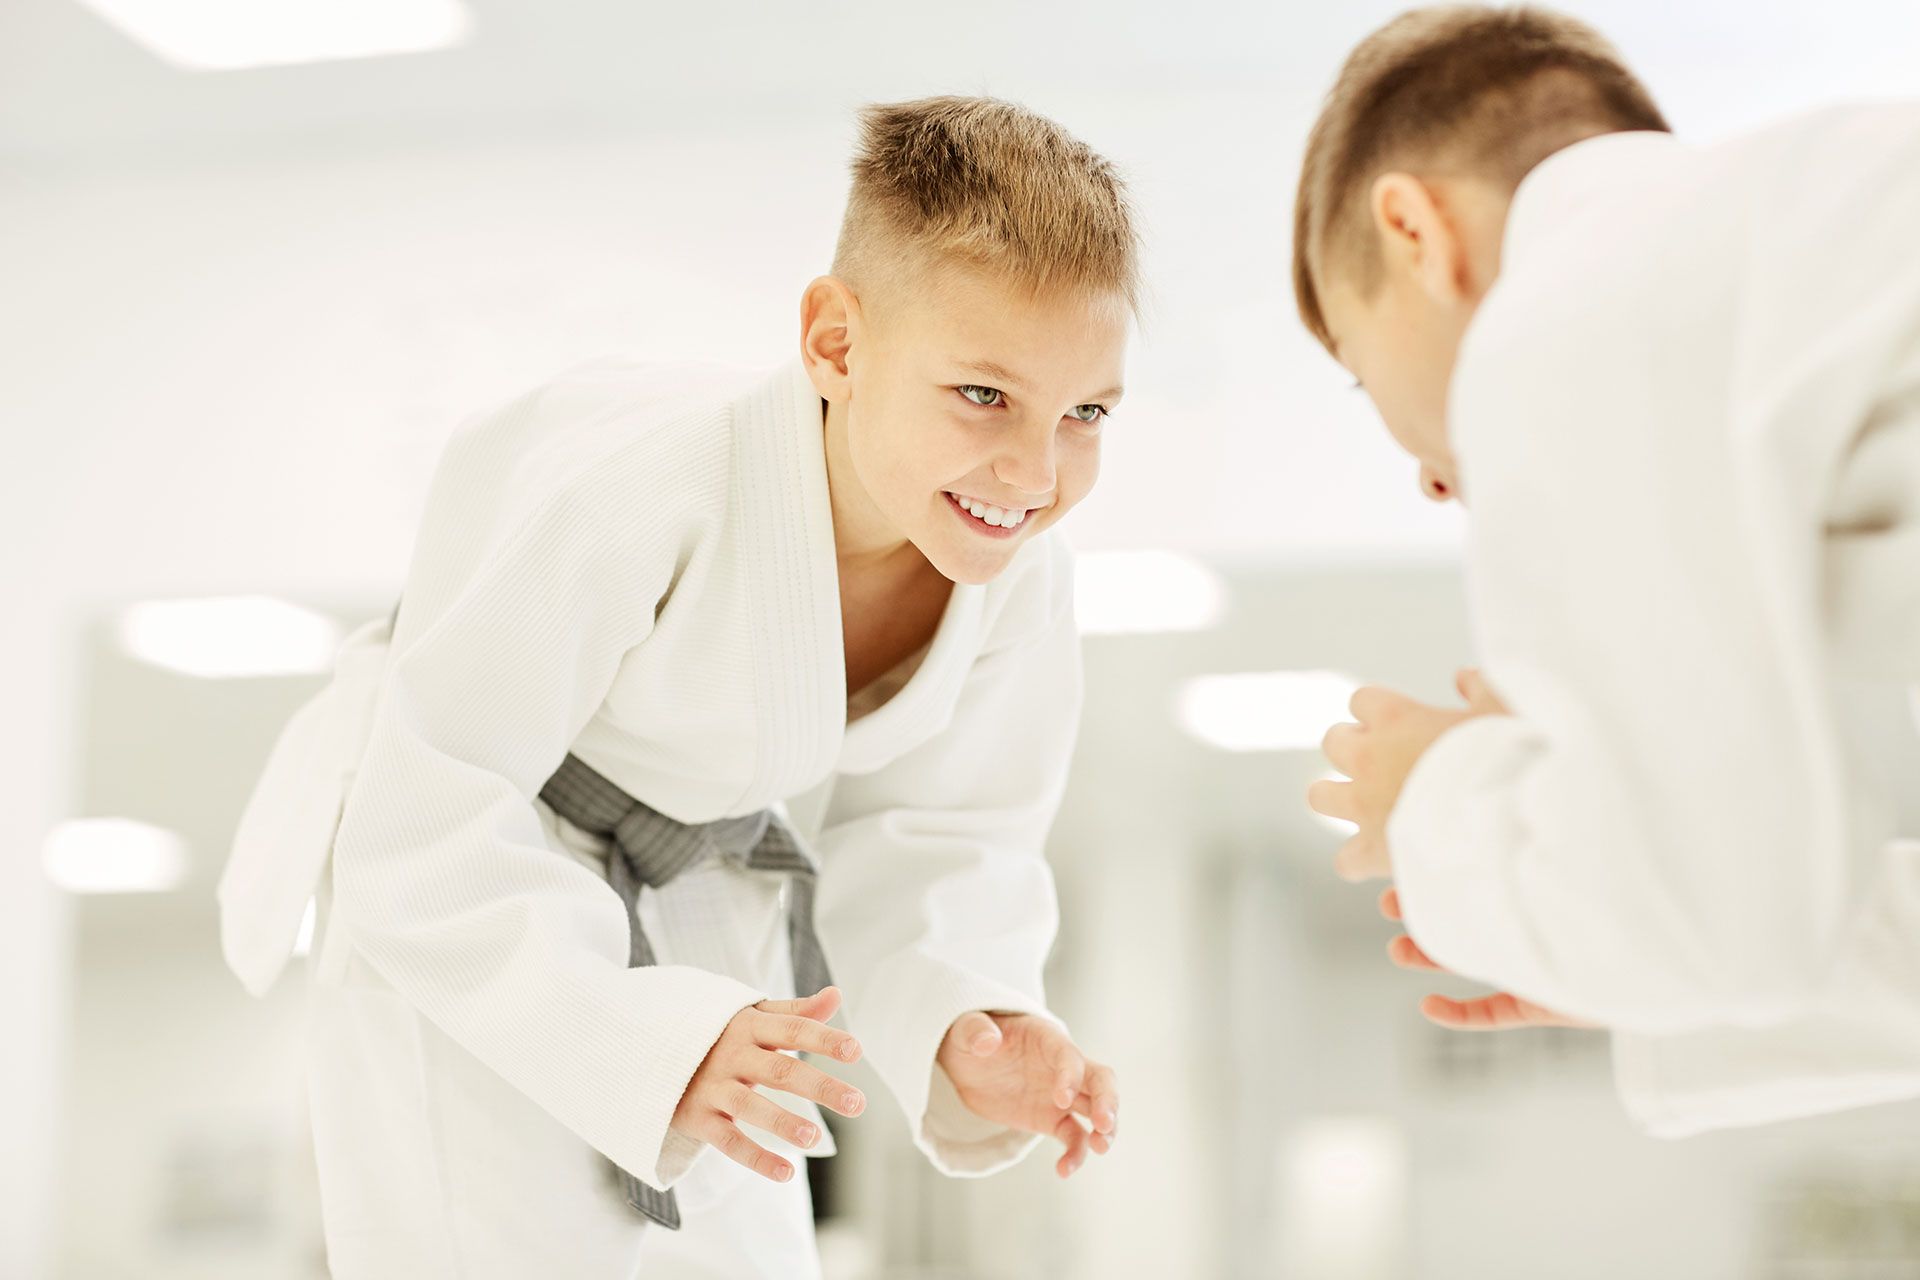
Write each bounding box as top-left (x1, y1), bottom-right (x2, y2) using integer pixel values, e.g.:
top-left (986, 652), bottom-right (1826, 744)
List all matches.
top-left (800, 276), bottom-right (859, 402)
top-left (1369, 172), bottom-right (1468, 306)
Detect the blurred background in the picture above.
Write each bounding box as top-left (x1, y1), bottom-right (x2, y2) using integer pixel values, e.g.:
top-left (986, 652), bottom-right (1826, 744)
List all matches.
top-left (5, 1), bottom-right (1920, 1276)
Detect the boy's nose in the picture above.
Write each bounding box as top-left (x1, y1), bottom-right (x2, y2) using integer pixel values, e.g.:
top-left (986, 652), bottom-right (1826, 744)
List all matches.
top-left (993, 426), bottom-right (1057, 495)
top-left (1418, 464), bottom-right (1453, 504)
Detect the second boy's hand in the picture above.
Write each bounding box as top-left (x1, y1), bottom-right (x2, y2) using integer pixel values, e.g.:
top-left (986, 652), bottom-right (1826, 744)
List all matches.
top-left (1309, 668), bottom-right (1511, 881)
top-left (936, 1012), bottom-right (1119, 1179)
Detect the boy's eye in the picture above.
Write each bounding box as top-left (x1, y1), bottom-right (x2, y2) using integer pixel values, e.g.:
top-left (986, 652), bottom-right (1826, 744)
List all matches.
top-left (1069, 404), bottom-right (1107, 424)
top-left (957, 384), bottom-right (1004, 408)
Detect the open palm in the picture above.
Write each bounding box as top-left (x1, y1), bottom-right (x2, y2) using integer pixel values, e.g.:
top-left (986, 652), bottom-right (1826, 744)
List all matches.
top-left (936, 1011), bottom-right (1118, 1177)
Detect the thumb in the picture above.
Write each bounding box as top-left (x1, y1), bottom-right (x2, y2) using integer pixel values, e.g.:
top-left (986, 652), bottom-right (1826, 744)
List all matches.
top-left (945, 1011), bottom-right (1003, 1057)
top-left (760, 985), bottom-right (842, 1023)
top-left (1455, 668), bottom-right (1506, 715)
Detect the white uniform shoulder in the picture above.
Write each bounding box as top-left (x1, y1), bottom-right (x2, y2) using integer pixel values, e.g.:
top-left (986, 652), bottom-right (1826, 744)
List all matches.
top-left (420, 359), bottom-right (758, 572)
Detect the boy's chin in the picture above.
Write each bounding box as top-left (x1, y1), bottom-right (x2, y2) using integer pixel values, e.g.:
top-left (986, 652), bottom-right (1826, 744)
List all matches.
top-left (919, 536), bottom-right (1020, 587)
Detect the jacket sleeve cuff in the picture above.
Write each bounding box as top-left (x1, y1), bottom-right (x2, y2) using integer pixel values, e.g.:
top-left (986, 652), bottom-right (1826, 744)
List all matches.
top-left (1386, 716), bottom-right (1550, 995)
top-left (623, 965), bottom-right (766, 1192)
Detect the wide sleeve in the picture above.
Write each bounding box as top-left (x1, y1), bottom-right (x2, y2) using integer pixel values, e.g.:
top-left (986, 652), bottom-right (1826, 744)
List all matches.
top-left (811, 558), bottom-right (1082, 1177)
top-left (1385, 285), bottom-right (1892, 1036)
top-left (331, 443), bottom-right (764, 1193)
top-left (1612, 838), bottom-right (1920, 1135)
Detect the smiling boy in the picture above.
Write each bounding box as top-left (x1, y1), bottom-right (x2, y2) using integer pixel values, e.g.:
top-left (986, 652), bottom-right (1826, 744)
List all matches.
top-left (1298, 7), bottom-right (1920, 1136)
top-left (221, 96), bottom-right (1130, 1277)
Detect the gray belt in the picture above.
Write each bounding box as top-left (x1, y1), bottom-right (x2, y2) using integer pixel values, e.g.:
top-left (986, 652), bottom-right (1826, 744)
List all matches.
top-left (537, 752), bottom-right (832, 1231)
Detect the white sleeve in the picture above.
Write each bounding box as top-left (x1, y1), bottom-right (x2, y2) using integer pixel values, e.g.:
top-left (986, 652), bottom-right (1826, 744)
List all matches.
top-left (332, 457), bottom-right (763, 1193)
top-left (812, 568), bottom-right (1082, 1178)
top-left (1386, 307), bottom-right (1890, 1037)
top-left (1612, 838), bottom-right (1920, 1136)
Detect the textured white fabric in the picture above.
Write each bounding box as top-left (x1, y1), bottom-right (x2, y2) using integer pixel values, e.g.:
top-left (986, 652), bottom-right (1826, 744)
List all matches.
top-left (223, 358), bottom-right (1082, 1242)
top-left (307, 859), bottom-right (821, 1280)
top-left (1384, 106), bottom-right (1920, 1131)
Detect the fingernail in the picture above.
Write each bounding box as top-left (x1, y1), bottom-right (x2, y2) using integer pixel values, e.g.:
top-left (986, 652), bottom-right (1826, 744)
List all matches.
top-left (796, 1124), bottom-right (818, 1147)
top-left (837, 1041), bottom-right (859, 1062)
top-left (844, 1093), bottom-right (865, 1115)
top-left (972, 1034), bottom-right (996, 1053)
top-left (776, 1164), bottom-right (793, 1182)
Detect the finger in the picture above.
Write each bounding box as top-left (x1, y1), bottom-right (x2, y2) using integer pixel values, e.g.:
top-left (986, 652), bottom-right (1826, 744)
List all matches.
top-left (751, 1049), bottom-right (867, 1118)
top-left (1422, 991), bottom-right (1555, 1031)
top-left (690, 1111), bottom-right (794, 1183)
top-left (942, 1011), bottom-right (1003, 1059)
top-left (1378, 886), bottom-right (1403, 921)
top-left (1306, 776), bottom-right (1360, 821)
top-left (1080, 1063), bottom-right (1118, 1135)
top-left (1052, 1113), bottom-right (1090, 1179)
top-left (1089, 1128), bottom-right (1113, 1156)
top-left (755, 985), bottom-right (842, 1024)
top-left (1318, 722), bottom-right (1364, 775)
top-left (719, 1083), bottom-right (825, 1151)
top-left (752, 1009), bottom-right (862, 1064)
top-left (1349, 684), bottom-right (1406, 726)
top-left (1387, 934), bottom-right (1442, 971)
top-left (1333, 832), bottom-right (1390, 882)
top-left (1456, 668), bottom-right (1505, 715)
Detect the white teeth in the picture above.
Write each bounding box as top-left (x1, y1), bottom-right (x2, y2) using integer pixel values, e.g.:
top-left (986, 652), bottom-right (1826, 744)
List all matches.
top-left (949, 493), bottom-right (1026, 530)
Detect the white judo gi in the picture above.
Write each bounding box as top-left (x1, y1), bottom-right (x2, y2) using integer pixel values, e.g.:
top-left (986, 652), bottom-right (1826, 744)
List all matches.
top-left (219, 359), bottom-right (1083, 1276)
top-left (1387, 104), bottom-right (1920, 1136)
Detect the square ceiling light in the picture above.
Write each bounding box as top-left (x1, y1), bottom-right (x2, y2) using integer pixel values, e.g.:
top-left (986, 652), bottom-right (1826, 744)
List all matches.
top-left (74, 0), bottom-right (472, 71)
top-left (43, 818), bottom-right (189, 894)
top-left (1176, 669), bottom-right (1360, 753)
top-left (117, 595), bottom-right (343, 678)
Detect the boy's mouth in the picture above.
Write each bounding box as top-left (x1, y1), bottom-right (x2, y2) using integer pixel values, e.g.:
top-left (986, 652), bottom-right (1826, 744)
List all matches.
top-left (944, 491), bottom-right (1031, 537)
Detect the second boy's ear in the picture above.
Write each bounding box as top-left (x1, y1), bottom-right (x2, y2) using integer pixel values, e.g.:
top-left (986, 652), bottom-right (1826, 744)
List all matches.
top-left (800, 276), bottom-right (860, 402)
top-left (1368, 172), bottom-right (1469, 307)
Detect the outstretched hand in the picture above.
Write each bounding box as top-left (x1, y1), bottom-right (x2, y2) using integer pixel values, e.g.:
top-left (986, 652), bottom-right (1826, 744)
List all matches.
top-left (936, 1011), bottom-right (1118, 1179)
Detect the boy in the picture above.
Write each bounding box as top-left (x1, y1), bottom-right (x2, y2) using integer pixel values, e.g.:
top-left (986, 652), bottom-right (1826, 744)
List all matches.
top-left (1298, 7), bottom-right (1920, 1136)
top-left (219, 96), bottom-right (1127, 1277)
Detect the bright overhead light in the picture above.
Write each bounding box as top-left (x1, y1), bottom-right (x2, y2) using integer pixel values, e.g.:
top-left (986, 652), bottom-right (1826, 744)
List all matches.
top-left (43, 819), bottom-right (189, 894)
top-left (1176, 670), bottom-right (1359, 752)
top-left (1075, 550), bottom-right (1228, 635)
top-left (118, 595), bottom-right (343, 679)
top-left (73, 0), bottom-right (472, 71)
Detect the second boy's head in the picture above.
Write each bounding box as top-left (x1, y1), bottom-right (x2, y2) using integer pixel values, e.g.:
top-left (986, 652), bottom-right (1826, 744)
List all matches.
top-left (1293, 6), bottom-right (1666, 503)
top-left (802, 97), bottom-right (1139, 585)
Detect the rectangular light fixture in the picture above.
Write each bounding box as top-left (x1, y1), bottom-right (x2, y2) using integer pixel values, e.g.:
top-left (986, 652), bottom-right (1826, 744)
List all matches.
top-left (73, 0), bottom-right (472, 71)
top-left (117, 595), bottom-right (343, 679)
top-left (43, 818), bottom-right (189, 894)
top-left (1075, 550), bottom-right (1228, 636)
top-left (1176, 670), bottom-right (1359, 752)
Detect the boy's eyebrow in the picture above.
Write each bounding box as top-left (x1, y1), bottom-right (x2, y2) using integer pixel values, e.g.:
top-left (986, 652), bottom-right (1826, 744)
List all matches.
top-left (956, 358), bottom-right (1124, 403)
top-left (956, 358), bottom-right (1031, 389)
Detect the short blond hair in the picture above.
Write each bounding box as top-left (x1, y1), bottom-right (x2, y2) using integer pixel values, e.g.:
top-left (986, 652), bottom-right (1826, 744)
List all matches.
top-left (1294, 6), bottom-right (1668, 347)
top-left (833, 96), bottom-right (1141, 313)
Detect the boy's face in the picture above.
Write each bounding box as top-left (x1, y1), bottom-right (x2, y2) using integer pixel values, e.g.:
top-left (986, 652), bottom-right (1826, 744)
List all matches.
top-left (822, 264), bottom-right (1129, 585)
top-left (1321, 269), bottom-right (1469, 504)
top-left (1316, 173), bottom-right (1509, 505)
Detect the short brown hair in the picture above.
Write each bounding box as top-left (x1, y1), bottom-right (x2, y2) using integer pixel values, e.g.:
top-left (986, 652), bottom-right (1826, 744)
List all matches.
top-left (833, 96), bottom-right (1141, 313)
top-left (1293, 6), bottom-right (1668, 347)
